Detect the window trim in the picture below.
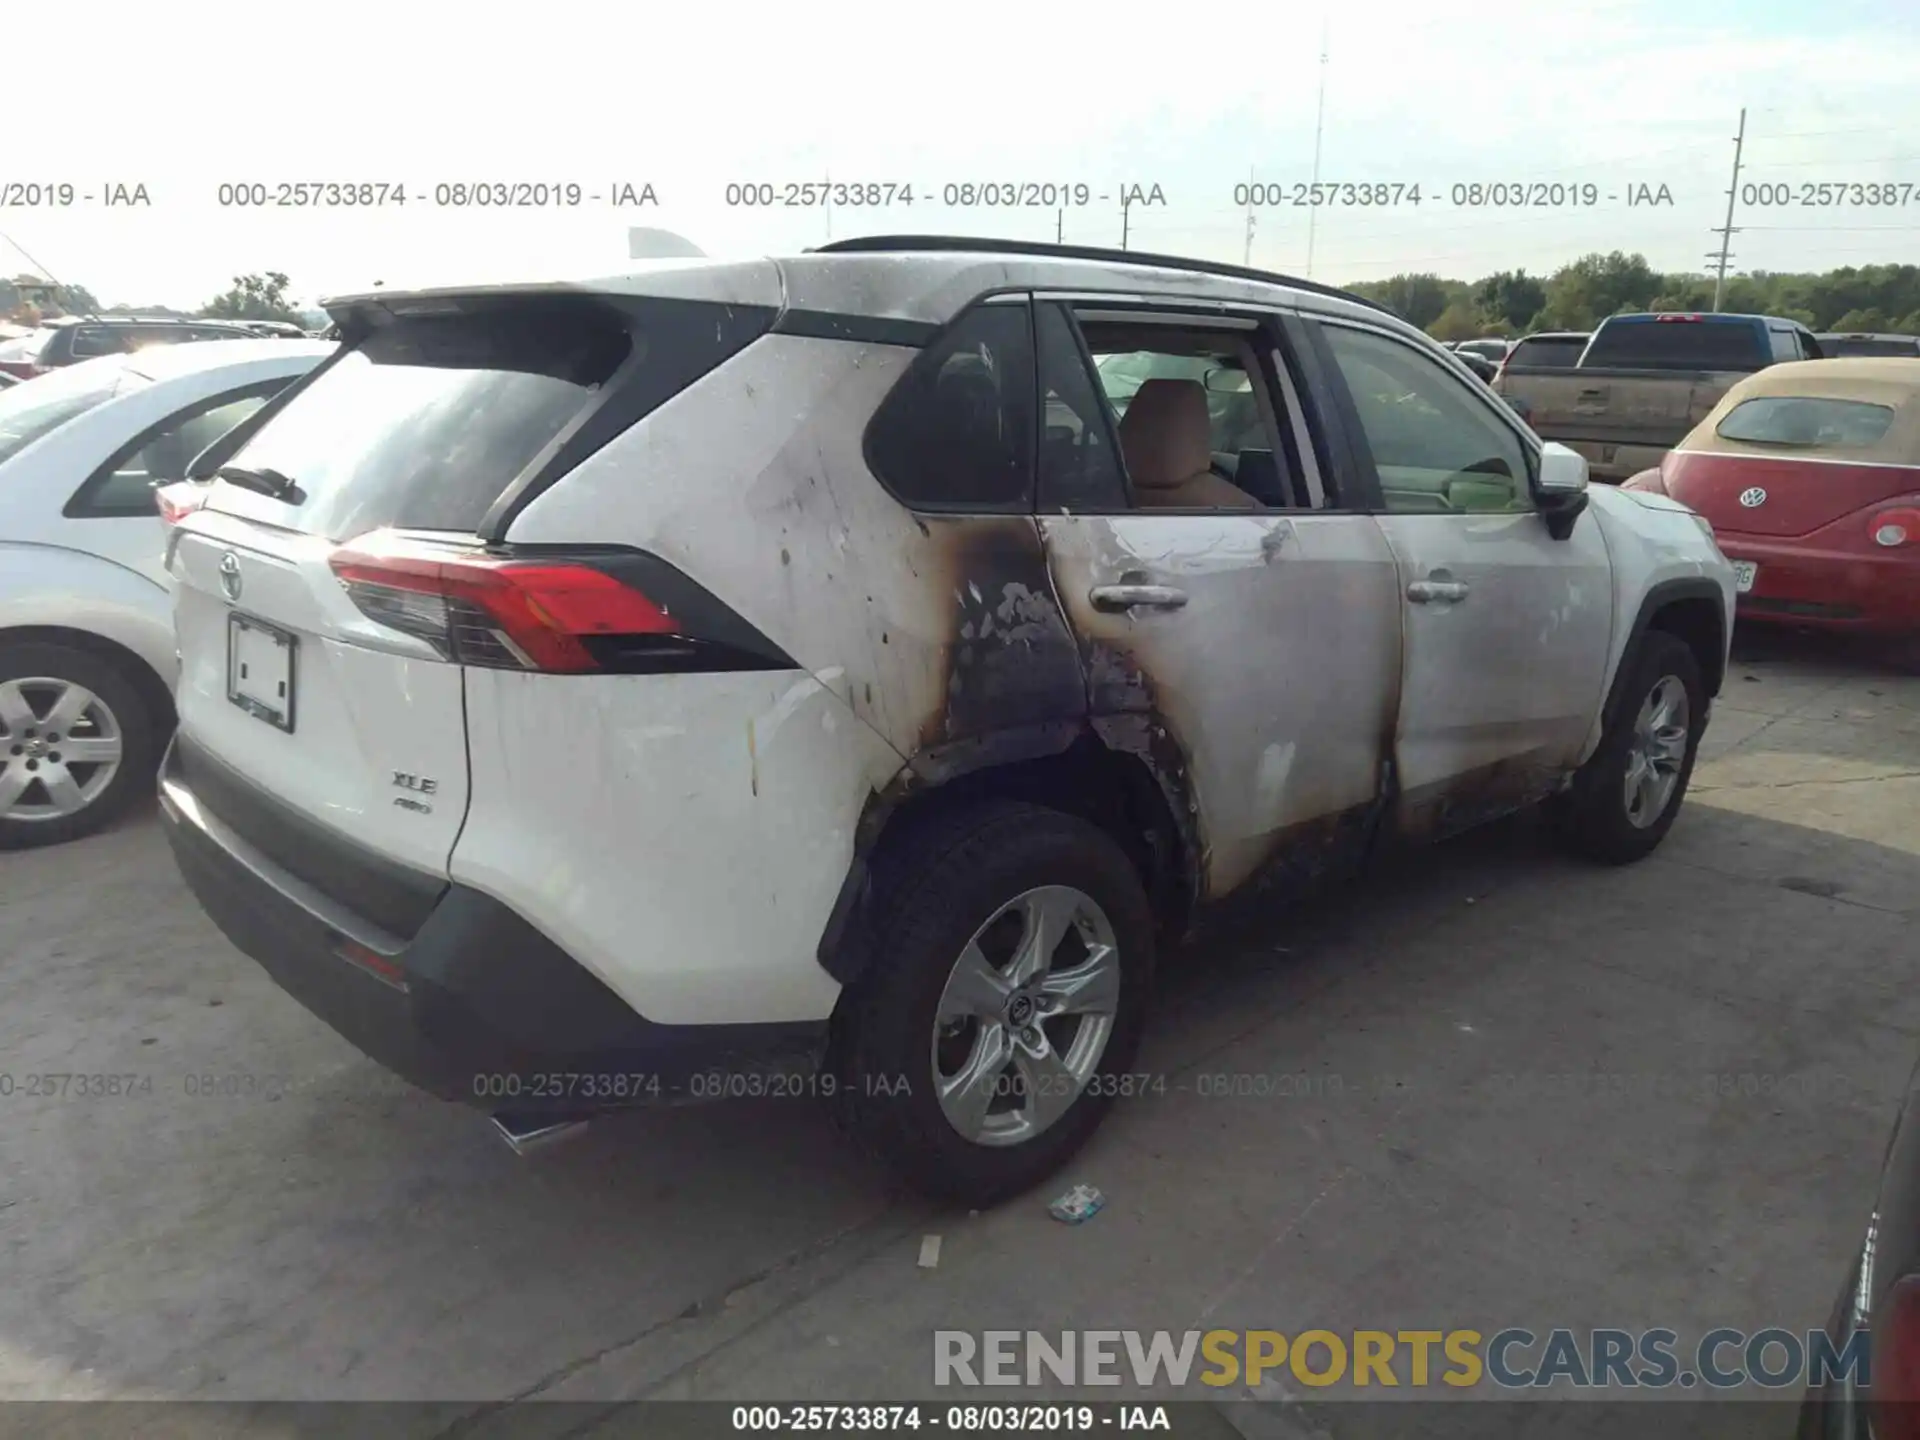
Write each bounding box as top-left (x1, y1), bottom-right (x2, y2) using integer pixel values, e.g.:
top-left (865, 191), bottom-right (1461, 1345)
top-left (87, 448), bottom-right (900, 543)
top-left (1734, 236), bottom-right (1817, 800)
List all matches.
top-left (64, 379), bottom-right (292, 519)
top-left (1036, 300), bottom-right (1136, 512)
top-left (857, 295), bottom-right (1040, 517)
top-left (1309, 316), bottom-right (1543, 517)
top-left (1060, 300), bottom-right (1353, 517)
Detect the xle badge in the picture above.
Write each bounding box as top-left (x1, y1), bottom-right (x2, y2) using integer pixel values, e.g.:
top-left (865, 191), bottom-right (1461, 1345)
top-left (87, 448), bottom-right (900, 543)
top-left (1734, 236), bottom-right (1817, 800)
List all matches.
top-left (393, 771), bottom-right (438, 814)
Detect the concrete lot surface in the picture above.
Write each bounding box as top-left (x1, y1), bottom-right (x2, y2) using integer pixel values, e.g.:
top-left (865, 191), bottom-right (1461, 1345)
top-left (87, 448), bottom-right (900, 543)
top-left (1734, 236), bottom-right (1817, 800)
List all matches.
top-left (1, 629), bottom-right (1914, 1431)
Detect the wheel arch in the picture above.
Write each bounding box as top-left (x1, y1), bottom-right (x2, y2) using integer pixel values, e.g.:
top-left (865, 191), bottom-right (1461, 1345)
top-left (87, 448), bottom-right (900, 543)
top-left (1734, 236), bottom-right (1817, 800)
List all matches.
top-left (816, 725), bottom-right (1197, 990)
top-left (1604, 576), bottom-right (1727, 724)
top-left (0, 624), bottom-right (176, 732)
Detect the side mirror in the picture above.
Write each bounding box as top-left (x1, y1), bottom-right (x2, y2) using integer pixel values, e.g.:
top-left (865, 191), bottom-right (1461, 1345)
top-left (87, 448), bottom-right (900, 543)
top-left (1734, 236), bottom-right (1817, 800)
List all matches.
top-left (1535, 441), bottom-right (1590, 541)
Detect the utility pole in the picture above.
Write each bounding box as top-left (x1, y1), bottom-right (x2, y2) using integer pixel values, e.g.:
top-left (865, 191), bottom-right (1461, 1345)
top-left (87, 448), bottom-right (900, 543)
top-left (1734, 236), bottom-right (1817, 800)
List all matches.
top-left (824, 168), bottom-right (833, 243)
top-left (1710, 108), bottom-right (1747, 312)
top-left (1120, 194), bottom-right (1131, 250)
top-left (1305, 17), bottom-right (1330, 278)
top-left (1056, 208), bottom-right (1064, 244)
top-left (1243, 164), bottom-right (1256, 265)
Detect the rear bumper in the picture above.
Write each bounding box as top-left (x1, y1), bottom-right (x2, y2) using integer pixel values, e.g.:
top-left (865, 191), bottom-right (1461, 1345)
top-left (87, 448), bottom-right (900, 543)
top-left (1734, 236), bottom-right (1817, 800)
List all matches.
top-left (1718, 534), bottom-right (1920, 632)
top-left (158, 738), bottom-right (827, 1112)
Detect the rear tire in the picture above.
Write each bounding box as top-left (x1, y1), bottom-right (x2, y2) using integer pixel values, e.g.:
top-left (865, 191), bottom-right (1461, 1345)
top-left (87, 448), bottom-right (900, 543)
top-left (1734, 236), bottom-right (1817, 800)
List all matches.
top-left (1552, 630), bottom-right (1705, 865)
top-left (831, 801), bottom-right (1155, 1207)
top-left (0, 642), bottom-right (159, 850)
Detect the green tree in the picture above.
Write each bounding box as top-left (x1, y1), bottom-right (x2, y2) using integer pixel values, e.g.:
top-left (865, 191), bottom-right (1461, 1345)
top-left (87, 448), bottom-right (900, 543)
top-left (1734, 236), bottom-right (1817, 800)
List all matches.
top-left (1348, 272), bottom-right (1455, 330)
top-left (1473, 270), bottom-right (1546, 331)
top-left (200, 271), bottom-right (300, 323)
top-left (1535, 251), bottom-right (1664, 330)
top-left (1427, 301), bottom-right (1484, 343)
top-left (1829, 307), bottom-right (1892, 332)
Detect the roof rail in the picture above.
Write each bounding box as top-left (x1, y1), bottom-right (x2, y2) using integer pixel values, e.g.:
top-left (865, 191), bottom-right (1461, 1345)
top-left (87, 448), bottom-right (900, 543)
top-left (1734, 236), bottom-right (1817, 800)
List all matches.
top-left (808, 235), bottom-right (1390, 316)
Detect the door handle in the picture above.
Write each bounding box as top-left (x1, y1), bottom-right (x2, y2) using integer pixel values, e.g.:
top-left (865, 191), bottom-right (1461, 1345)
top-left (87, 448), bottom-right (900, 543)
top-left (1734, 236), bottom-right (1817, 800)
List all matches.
top-left (1090, 584), bottom-right (1189, 613)
top-left (1407, 579), bottom-right (1470, 604)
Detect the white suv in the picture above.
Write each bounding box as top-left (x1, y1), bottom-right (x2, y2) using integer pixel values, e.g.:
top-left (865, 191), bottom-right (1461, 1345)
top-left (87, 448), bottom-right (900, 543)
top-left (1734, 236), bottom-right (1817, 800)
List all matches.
top-left (159, 238), bottom-right (1735, 1205)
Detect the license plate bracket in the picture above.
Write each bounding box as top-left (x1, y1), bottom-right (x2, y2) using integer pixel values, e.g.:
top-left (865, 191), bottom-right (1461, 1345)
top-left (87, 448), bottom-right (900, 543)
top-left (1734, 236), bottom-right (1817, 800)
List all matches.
top-left (1732, 561), bottom-right (1758, 595)
top-left (227, 612), bottom-right (297, 732)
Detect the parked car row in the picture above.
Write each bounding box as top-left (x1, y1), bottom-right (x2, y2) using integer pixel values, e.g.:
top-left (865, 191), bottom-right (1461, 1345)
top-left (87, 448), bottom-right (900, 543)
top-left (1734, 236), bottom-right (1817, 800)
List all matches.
top-left (0, 314), bottom-right (315, 382)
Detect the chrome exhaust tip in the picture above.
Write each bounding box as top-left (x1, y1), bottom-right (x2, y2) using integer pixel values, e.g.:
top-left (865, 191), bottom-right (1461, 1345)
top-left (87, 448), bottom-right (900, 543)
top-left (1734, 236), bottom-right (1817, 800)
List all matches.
top-left (491, 1112), bottom-right (592, 1155)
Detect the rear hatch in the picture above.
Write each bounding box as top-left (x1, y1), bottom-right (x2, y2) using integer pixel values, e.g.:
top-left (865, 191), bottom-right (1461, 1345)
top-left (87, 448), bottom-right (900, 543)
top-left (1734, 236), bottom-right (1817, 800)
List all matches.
top-left (167, 294), bottom-right (676, 911)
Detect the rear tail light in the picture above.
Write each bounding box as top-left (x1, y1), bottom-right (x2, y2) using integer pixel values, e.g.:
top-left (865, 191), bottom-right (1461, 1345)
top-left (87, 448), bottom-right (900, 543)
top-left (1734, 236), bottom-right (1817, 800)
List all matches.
top-left (155, 482), bottom-right (208, 526)
top-left (1874, 1275), bottom-right (1920, 1439)
top-left (1871, 508), bottom-right (1919, 548)
top-left (329, 531), bottom-right (678, 673)
top-left (0, 360), bottom-right (47, 380)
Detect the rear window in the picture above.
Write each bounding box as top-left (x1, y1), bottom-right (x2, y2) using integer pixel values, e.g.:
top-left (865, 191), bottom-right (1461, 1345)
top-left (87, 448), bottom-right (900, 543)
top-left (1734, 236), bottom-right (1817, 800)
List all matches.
top-left (1508, 337), bottom-right (1587, 369)
top-left (1824, 337), bottom-right (1920, 358)
top-left (1582, 319), bottom-right (1770, 371)
top-left (1715, 396), bottom-right (1896, 448)
top-left (0, 357), bottom-right (134, 467)
top-left (220, 304), bottom-right (636, 539)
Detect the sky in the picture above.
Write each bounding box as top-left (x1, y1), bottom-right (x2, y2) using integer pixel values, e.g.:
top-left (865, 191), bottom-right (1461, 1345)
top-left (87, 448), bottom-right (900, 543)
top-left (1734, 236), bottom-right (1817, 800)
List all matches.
top-left (6, 0), bottom-right (1918, 312)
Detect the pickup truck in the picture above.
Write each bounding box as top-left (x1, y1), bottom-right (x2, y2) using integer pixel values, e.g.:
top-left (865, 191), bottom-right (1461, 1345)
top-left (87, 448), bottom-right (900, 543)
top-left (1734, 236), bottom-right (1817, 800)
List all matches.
top-left (1495, 312), bottom-right (1825, 483)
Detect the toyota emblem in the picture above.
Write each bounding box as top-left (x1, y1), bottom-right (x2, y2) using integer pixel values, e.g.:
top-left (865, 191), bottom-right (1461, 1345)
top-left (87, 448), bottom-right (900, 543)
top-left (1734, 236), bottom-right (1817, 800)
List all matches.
top-left (1738, 487), bottom-right (1768, 508)
top-left (218, 551), bottom-right (243, 601)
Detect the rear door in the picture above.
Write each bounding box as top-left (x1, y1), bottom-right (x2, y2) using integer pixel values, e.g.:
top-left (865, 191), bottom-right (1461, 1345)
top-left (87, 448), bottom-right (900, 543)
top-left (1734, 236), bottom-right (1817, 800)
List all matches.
top-left (168, 299), bottom-right (641, 875)
top-left (1038, 298), bottom-right (1402, 901)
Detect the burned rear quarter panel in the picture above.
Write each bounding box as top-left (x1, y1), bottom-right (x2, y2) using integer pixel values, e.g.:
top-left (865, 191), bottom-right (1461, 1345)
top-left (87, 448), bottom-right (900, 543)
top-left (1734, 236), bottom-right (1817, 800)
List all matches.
top-left (500, 331), bottom-right (1087, 776)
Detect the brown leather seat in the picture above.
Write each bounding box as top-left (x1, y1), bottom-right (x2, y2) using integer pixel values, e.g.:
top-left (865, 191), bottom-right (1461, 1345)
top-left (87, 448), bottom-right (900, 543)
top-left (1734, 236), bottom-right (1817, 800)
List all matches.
top-left (1116, 378), bottom-right (1258, 510)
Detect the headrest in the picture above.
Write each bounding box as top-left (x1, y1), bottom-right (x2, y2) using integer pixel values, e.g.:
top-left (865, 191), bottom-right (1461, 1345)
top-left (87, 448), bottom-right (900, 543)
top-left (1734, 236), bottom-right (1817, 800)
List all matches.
top-left (1117, 379), bottom-right (1213, 491)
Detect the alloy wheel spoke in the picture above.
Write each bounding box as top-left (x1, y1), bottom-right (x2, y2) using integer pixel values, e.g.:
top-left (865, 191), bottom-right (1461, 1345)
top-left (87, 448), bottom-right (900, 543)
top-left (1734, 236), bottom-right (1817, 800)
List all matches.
top-left (42, 684), bottom-right (97, 736)
top-left (1012, 1032), bottom-right (1081, 1132)
top-left (41, 768), bottom-right (87, 816)
top-left (937, 941), bottom-right (1011, 1024)
top-left (0, 766), bottom-right (31, 812)
top-left (1008, 888), bottom-right (1077, 986)
top-left (58, 735), bottom-right (122, 764)
top-left (1039, 944), bottom-right (1121, 1017)
top-left (0, 681), bottom-right (36, 736)
top-left (939, 1022), bottom-right (1011, 1137)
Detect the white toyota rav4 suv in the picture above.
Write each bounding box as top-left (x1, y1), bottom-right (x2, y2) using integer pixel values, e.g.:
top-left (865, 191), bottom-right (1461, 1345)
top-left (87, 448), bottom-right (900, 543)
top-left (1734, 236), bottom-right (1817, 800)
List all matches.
top-left (159, 238), bottom-right (1735, 1204)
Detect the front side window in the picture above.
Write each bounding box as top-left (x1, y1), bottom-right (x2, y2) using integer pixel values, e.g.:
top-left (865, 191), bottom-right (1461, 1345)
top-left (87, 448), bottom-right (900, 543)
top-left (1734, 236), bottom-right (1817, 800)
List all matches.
top-left (865, 303), bottom-right (1036, 512)
top-left (1321, 323), bottom-right (1534, 515)
top-left (1715, 396), bottom-right (1896, 449)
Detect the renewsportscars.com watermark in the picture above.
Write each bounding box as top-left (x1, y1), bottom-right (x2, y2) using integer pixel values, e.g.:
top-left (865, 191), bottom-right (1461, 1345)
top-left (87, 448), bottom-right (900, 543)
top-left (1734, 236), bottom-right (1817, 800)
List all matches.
top-left (934, 1327), bottom-right (1869, 1391)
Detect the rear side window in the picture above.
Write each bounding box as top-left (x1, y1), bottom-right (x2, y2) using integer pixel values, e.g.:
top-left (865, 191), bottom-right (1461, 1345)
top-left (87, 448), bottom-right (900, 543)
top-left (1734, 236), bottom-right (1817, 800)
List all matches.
top-left (220, 303), bottom-right (635, 539)
top-left (69, 327), bottom-right (132, 359)
top-left (1768, 329), bottom-right (1798, 363)
top-left (0, 360), bottom-right (131, 467)
top-left (1581, 319), bottom-right (1768, 371)
top-left (865, 303), bottom-right (1036, 512)
top-left (1715, 396), bottom-right (1896, 448)
top-left (1508, 337), bottom-right (1585, 369)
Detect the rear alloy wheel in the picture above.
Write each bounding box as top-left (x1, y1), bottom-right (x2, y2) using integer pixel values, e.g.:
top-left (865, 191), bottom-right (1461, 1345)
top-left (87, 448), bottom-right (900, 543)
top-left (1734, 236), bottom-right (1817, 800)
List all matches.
top-left (0, 644), bottom-right (158, 850)
top-left (833, 801), bottom-right (1154, 1206)
top-left (1552, 630), bottom-right (1706, 864)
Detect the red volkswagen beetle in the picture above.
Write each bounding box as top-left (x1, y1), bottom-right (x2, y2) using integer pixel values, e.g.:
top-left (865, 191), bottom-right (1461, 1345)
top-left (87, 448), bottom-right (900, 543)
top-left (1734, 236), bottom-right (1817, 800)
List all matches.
top-left (1624, 357), bottom-right (1920, 633)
